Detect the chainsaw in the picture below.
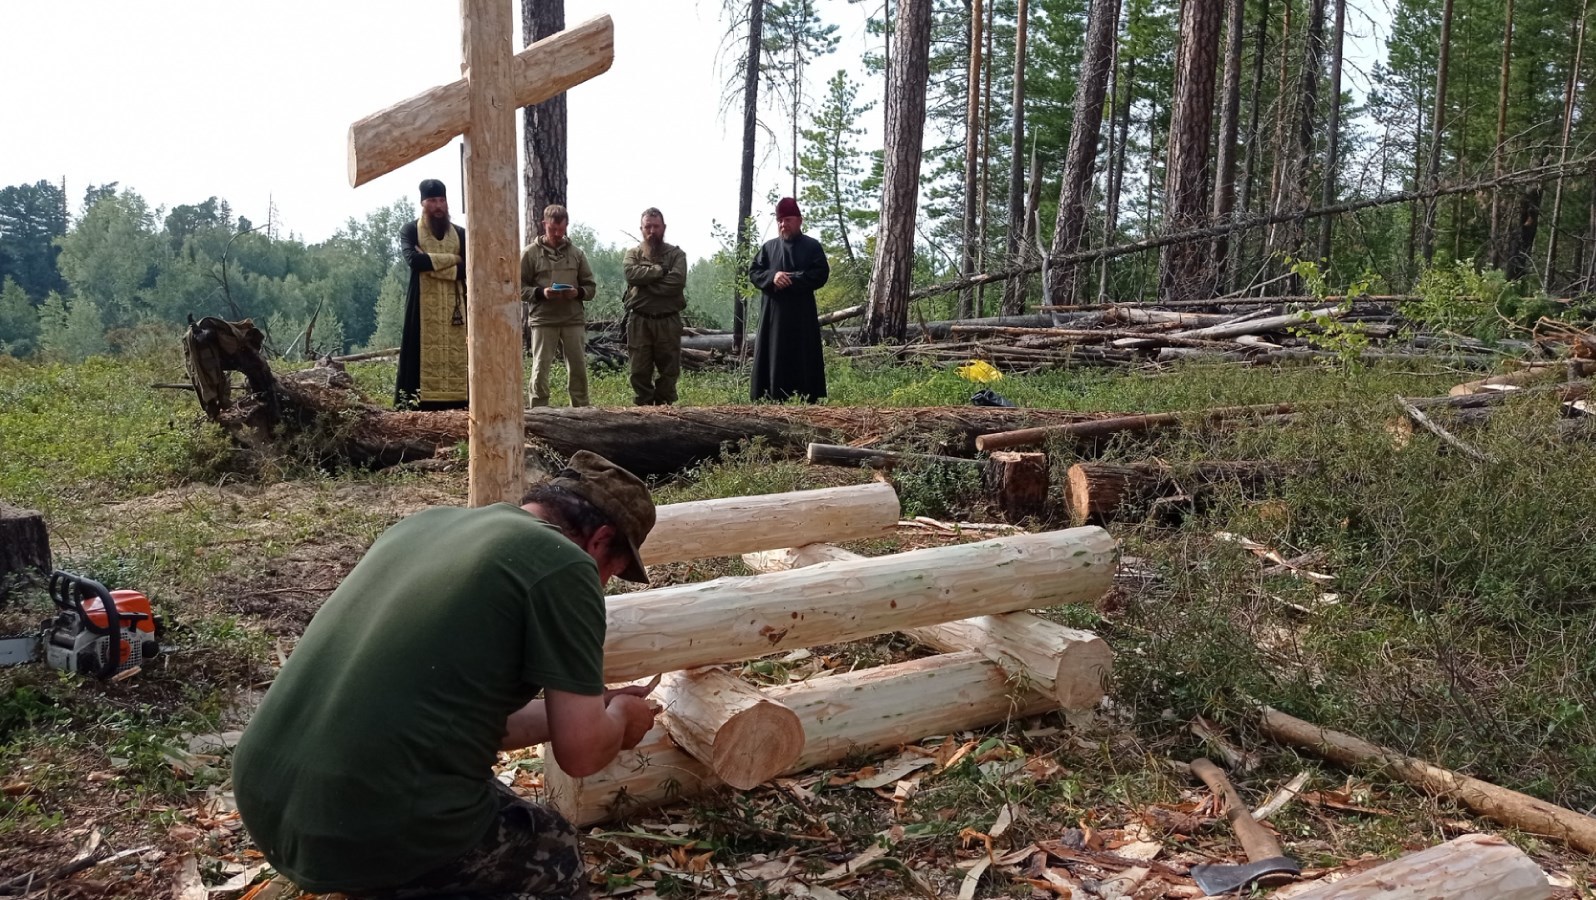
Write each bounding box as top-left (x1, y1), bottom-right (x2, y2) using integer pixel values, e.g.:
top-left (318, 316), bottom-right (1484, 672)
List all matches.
top-left (0, 571), bottom-right (163, 678)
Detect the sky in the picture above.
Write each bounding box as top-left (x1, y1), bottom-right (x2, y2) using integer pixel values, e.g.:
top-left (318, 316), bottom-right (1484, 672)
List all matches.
top-left (5, 0), bottom-right (879, 261)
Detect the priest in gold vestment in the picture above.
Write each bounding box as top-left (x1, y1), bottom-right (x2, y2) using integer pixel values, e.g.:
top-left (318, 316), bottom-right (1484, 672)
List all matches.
top-left (395, 179), bottom-right (469, 410)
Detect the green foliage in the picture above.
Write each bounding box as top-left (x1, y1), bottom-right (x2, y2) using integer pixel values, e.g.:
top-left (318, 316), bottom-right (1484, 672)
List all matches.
top-left (0, 179), bottom-right (69, 301)
top-left (1402, 260), bottom-right (1573, 341)
top-left (1286, 258), bottom-right (1374, 366)
top-left (0, 277), bottom-right (41, 356)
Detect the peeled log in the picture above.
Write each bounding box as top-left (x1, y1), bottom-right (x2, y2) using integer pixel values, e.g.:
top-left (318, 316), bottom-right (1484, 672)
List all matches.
top-left (603, 526), bottom-right (1117, 682)
top-left (542, 650), bottom-right (1056, 825)
top-left (1262, 706), bottom-right (1596, 854)
top-left (347, 17), bottom-right (615, 187)
top-left (1284, 833), bottom-right (1548, 899)
top-left (657, 668), bottom-right (804, 790)
top-left (641, 483), bottom-right (900, 566)
top-left (1065, 460), bottom-right (1289, 525)
top-left (741, 544), bottom-right (1111, 709)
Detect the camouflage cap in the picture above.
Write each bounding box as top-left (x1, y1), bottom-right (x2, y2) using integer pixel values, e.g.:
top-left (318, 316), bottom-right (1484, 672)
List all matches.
top-left (548, 451), bottom-right (655, 584)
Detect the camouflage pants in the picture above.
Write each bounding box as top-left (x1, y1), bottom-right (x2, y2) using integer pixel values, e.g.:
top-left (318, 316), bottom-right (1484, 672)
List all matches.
top-left (348, 782), bottom-right (589, 900)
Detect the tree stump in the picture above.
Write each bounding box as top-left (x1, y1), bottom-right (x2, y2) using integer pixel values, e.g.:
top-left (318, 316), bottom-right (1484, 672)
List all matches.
top-left (0, 502), bottom-right (51, 604)
top-left (983, 451), bottom-right (1049, 522)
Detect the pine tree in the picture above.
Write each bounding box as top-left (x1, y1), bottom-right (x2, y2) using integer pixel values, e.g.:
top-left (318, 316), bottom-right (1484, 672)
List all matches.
top-left (796, 70), bottom-right (877, 265)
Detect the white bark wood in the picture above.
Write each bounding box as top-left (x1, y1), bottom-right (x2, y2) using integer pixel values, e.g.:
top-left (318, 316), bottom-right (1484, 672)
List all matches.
top-left (542, 650), bottom-right (1056, 825)
top-left (1262, 707), bottom-right (1596, 854)
top-left (347, 16), bottom-right (614, 187)
top-left (741, 544), bottom-right (1111, 709)
top-left (1282, 833), bottom-right (1547, 899)
top-left (602, 526), bottom-right (1117, 682)
top-left (640, 483), bottom-right (900, 566)
top-left (657, 668), bottom-right (804, 790)
top-left (460, 0), bottom-right (526, 507)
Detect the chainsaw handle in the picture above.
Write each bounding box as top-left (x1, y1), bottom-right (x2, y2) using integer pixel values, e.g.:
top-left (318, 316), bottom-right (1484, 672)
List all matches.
top-left (49, 570), bottom-right (123, 678)
top-left (1190, 757), bottom-right (1286, 863)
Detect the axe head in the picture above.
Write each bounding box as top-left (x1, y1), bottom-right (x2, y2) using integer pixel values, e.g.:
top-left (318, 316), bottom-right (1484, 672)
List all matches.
top-left (1191, 855), bottom-right (1301, 895)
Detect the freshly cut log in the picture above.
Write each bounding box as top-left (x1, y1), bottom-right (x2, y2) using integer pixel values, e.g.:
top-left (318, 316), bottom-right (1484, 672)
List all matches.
top-left (1115, 305), bottom-right (1346, 350)
top-left (741, 544), bottom-right (1111, 709)
top-left (805, 442), bottom-right (979, 471)
top-left (1409, 380), bottom-right (1589, 409)
top-left (1103, 307), bottom-right (1236, 328)
top-left (641, 483), bottom-right (899, 566)
top-left (983, 451), bottom-right (1049, 522)
top-left (1064, 460), bottom-right (1289, 525)
top-left (0, 503), bottom-right (51, 597)
top-left (657, 668), bottom-right (804, 790)
top-left (1262, 706), bottom-right (1596, 854)
top-left (1283, 833), bottom-right (1548, 899)
top-left (347, 17), bottom-right (615, 186)
top-left (1449, 359), bottom-right (1596, 396)
top-left (542, 650), bottom-right (1057, 825)
top-left (602, 526), bottom-right (1117, 681)
top-left (976, 403), bottom-right (1296, 452)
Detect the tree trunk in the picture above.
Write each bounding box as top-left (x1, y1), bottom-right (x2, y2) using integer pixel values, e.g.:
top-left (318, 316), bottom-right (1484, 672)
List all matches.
top-left (1064, 460), bottom-right (1289, 524)
top-left (1001, 0), bottom-right (1030, 315)
top-left (1285, 834), bottom-right (1549, 900)
top-left (1314, 0), bottom-right (1345, 262)
top-left (959, 0), bottom-right (985, 320)
top-left (977, 402), bottom-right (1299, 452)
top-left (1506, 154), bottom-right (1546, 281)
top-left (1211, 0), bottom-right (1247, 281)
top-left (1544, 0), bottom-right (1590, 289)
top-left (976, 0), bottom-right (995, 317)
top-left (1278, 0), bottom-right (1325, 278)
top-left (521, 0), bottom-right (568, 241)
top-left (1419, 0), bottom-right (1455, 264)
top-left (1264, 0), bottom-right (1295, 270)
top-left (1159, 0), bottom-right (1224, 302)
top-left (601, 526), bottom-right (1118, 681)
top-left (657, 667), bottom-right (805, 790)
top-left (1234, 0), bottom-right (1269, 289)
top-left (733, 0), bottom-right (764, 354)
top-left (1099, 44), bottom-right (1135, 301)
top-left (864, 0), bottom-right (933, 343)
top-left (982, 450), bottom-right (1049, 522)
top-left (1047, 0), bottom-right (1121, 307)
top-left (642, 482), bottom-right (900, 566)
top-left (1488, 0), bottom-right (1516, 269)
top-left (0, 503), bottom-right (51, 599)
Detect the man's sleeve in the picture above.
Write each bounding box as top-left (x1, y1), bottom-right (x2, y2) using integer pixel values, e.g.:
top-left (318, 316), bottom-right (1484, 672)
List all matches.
top-left (401, 222), bottom-right (434, 273)
top-left (623, 246), bottom-right (662, 287)
top-left (748, 242), bottom-right (776, 291)
top-left (521, 560), bottom-right (607, 695)
top-left (793, 239), bottom-right (830, 290)
top-left (519, 247), bottom-right (541, 304)
top-left (457, 227), bottom-right (467, 286)
top-left (657, 247), bottom-right (688, 293)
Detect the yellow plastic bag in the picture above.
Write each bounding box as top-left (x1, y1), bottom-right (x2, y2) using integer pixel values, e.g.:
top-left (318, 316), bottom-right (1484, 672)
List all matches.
top-left (956, 359), bottom-right (1003, 383)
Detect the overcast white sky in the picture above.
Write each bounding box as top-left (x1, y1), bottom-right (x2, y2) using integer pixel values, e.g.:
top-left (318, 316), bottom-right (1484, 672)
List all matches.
top-left (5, 0), bottom-right (878, 261)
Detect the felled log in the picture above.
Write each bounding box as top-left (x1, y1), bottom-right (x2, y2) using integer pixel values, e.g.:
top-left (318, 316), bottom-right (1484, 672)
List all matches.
top-left (602, 526), bottom-right (1117, 681)
top-left (542, 650), bottom-right (1057, 825)
top-left (641, 482), bottom-right (898, 566)
top-left (805, 442), bottom-right (979, 471)
top-left (0, 502), bottom-right (51, 600)
top-left (1449, 359), bottom-right (1596, 396)
top-left (680, 313), bottom-right (1056, 352)
top-left (1283, 833), bottom-right (1548, 899)
top-left (976, 403), bottom-right (1296, 452)
top-left (741, 544), bottom-right (1111, 710)
top-left (656, 668), bottom-right (804, 790)
top-left (1064, 460), bottom-right (1290, 525)
top-left (1261, 706), bottom-right (1596, 854)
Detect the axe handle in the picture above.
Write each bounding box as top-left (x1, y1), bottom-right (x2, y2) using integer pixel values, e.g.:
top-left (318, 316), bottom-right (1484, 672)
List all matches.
top-left (1190, 758), bottom-right (1287, 863)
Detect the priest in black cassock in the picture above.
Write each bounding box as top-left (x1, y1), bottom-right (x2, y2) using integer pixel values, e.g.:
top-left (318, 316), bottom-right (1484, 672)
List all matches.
top-left (748, 197), bottom-right (831, 403)
top-left (394, 179), bottom-right (469, 410)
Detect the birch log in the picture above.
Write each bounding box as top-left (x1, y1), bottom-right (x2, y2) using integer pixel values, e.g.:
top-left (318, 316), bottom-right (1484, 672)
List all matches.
top-left (640, 482), bottom-right (900, 566)
top-left (603, 527), bottom-right (1117, 681)
top-left (741, 544), bottom-right (1111, 709)
top-left (657, 668), bottom-right (804, 789)
top-left (542, 650), bottom-right (1056, 825)
top-left (1262, 706), bottom-right (1596, 854)
top-left (1283, 834), bottom-right (1547, 899)
top-left (347, 17), bottom-right (615, 187)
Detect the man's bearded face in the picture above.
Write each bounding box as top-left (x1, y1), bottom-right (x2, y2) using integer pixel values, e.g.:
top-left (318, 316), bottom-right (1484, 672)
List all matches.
top-left (422, 196), bottom-right (450, 222)
top-left (641, 215), bottom-right (665, 249)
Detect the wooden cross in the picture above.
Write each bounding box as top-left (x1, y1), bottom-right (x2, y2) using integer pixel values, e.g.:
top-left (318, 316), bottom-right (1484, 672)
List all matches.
top-left (348, 4), bottom-right (614, 507)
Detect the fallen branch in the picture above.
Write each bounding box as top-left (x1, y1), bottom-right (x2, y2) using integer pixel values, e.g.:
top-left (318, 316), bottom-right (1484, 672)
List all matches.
top-left (1396, 396), bottom-right (1494, 464)
top-left (976, 403), bottom-right (1296, 452)
top-left (1261, 706), bottom-right (1596, 854)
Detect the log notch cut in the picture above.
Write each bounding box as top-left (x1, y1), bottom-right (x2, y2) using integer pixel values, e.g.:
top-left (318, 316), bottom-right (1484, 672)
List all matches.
top-left (1064, 460), bottom-right (1289, 525)
top-left (656, 668), bottom-right (804, 789)
top-left (0, 502), bottom-right (51, 600)
top-left (742, 543), bottom-right (1111, 710)
top-left (640, 482), bottom-right (899, 567)
top-left (542, 650), bottom-right (1057, 826)
top-left (601, 526), bottom-right (1118, 681)
top-left (983, 451), bottom-right (1049, 522)
top-left (1283, 834), bottom-right (1549, 899)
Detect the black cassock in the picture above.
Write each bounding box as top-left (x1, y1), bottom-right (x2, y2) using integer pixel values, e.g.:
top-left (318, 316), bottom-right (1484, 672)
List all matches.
top-left (748, 233), bottom-right (831, 402)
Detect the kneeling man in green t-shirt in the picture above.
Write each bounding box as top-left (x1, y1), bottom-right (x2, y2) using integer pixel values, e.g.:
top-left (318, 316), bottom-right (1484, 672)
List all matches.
top-left (232, 451), bottom-right (660, 899)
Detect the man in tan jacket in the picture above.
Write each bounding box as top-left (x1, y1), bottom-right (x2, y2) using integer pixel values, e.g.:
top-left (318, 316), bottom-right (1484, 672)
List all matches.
top-left (520, 204), bottom-right (598, 407)
top-left (621, 208), bottom-right (689, 405)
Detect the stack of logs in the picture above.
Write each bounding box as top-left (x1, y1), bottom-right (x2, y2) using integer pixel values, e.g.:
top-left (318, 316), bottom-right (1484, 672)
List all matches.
top-left (537, 481), bottom-right (1118, 826)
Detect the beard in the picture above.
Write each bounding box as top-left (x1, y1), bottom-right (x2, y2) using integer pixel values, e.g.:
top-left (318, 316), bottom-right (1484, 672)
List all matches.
top-left (426, 209), bottom-right (450, 238)
top-left (645, 234), bottom-right (663, 251)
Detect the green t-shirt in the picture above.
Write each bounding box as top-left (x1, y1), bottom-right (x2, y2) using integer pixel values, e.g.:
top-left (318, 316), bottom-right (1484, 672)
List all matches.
top-left (232, 503), bottom-right (606, 893)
